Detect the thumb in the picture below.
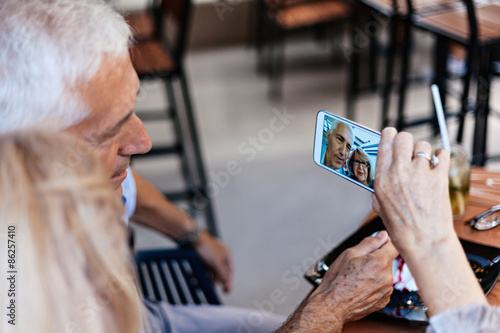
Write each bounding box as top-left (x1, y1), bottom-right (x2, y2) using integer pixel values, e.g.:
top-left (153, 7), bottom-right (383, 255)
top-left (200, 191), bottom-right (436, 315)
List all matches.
top-left (220, 260), bottom-right (233, 293)
top-left (213, 255), bottom-right (233, 293)
top-left (374, 238), bottom-right (399, 261)
top-left (350, 231), bottom-right (389, 256)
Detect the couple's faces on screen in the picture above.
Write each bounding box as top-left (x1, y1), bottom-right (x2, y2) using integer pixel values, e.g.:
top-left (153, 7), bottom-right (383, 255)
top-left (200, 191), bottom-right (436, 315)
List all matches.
top-left (318, 113), bottom-right (380, 191)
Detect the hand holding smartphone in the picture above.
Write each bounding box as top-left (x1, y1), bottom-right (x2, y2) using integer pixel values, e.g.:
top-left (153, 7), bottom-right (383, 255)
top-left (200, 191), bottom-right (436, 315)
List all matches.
top-left (313, 111), bottom-right (381, 192)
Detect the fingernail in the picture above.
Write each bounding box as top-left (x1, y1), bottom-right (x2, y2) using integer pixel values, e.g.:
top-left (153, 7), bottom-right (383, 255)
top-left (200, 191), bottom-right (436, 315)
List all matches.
top-left (375, 231), bottom-right (386, 238)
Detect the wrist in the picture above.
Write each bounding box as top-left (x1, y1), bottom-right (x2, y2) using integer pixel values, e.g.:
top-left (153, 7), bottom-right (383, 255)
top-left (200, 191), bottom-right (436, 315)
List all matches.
top-left (401, 232), bottom-right (458, 265)
top-left (175, 225), bottom-right (200, 248)
top-left (302, 293), bottom-right (345, 329)
top-left (278, 294), bottom-right (343, 333)
top-left (404, 235), bottom-right (487, 316)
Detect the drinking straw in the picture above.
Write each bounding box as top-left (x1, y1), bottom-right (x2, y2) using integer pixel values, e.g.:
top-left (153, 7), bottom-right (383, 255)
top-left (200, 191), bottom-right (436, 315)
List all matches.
top-left (431, 84), bottom-right (452, 152)
top-left (432, 85), bottom-right (465, 217)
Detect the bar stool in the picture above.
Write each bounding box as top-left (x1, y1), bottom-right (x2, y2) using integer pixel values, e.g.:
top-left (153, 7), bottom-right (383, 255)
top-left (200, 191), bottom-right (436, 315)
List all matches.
top-left (256, 0), bottom-right (352, 98)
top-left (346, 0), bottom-right (458, 128)
top-left (402, 0), bottom-right (500, 165)
top-left (346, 0), bottom-right (403, 124)
top-left (127, 0), bottom-right (219, 236)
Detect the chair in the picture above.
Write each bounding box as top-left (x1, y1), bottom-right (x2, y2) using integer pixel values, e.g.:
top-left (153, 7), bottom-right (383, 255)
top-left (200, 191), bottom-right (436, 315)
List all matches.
top-left (127, 0), bottom-right (219, 236)
top-left (387, 0), bottom-right (461, 131)
top-left (124, 5), bottom-right (159, 43)
top-left (346, 0), bottom-right (403, 123)
top-left (256, 0), bottom-right (352, 98)
top-left (346, 0), bottom-right (459, 127)
top-left (136, 248), bottom-right (221, 305)
top-left (400, 0), bottom-right (500, 165)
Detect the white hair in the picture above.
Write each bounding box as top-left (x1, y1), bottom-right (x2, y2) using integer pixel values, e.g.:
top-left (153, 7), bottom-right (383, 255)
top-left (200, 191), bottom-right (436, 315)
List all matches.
top-left (0, 0), bottom-right (132, 134)
top-left (330, 119), bottom-right (354, 141)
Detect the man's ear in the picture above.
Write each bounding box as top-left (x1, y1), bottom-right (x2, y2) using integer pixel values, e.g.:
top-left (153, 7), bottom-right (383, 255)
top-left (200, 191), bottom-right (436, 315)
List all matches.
top-left (326, 131), bottom-right (331, 142)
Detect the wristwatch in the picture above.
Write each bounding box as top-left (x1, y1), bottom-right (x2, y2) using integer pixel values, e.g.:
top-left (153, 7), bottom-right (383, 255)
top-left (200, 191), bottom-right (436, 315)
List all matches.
top-left (175, 226), bottom-right (200, 248)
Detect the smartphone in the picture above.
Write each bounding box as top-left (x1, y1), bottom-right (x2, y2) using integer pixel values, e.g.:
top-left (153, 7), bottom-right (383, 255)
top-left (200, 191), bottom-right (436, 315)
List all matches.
top-left (313, 110), bottom-right (381, 192)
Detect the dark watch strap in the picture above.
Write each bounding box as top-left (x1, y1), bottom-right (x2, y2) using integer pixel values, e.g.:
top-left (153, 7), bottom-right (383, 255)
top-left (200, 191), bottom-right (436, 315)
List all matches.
top-left (175, 226), bottom-right (200, 247)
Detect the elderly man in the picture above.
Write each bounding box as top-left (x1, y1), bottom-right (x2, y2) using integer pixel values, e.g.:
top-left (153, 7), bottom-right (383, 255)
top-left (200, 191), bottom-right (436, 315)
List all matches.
top-left (0, 1), bottom-right (397, 332)
top-left (323, 121), bottom-right (354, 174)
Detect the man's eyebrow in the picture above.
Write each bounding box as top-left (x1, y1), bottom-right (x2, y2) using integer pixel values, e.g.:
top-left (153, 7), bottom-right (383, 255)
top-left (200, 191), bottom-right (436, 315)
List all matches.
top-left (99, 110), bottom-right (134, 140)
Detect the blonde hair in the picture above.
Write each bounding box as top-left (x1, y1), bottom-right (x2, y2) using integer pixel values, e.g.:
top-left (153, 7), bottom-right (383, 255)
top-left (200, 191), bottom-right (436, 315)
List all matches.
top-left (347, 148), bottom-right (373, 185)
top-left (0, 131), bottom-right (141, 333)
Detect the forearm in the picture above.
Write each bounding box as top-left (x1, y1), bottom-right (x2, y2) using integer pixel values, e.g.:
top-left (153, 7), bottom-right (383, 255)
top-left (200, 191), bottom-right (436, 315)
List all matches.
top-left (131, 170), bottom-right (196, 240)
top-left (275, 295), bottom-right (343, 333)
top-left (403, 234), bottom-right (487, 317)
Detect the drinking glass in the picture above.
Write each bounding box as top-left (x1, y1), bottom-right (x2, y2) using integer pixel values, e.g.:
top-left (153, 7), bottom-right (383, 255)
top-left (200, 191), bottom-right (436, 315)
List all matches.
top-left (448, 144), bottom-right (471, 219)
top-left (433, 143), bottom-right (471, 219)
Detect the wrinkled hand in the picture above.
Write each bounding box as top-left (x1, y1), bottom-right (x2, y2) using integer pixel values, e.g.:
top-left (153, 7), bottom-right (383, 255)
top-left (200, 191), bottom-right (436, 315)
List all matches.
top-left (371, 128), bottom-right (488, 316)
top-left (372, 128), bottom-right (453, 259)
top-left (317, 231), bottom-right (398, 323)
top-left (193, 231), bottom-right (234, 293)
top-left (278, 232), bottom-right (398, 332)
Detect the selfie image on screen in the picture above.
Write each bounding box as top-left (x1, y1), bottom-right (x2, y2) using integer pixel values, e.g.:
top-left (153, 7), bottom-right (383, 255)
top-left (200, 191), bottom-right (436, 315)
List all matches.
top-left (320, 115), bottom-right (380, 189)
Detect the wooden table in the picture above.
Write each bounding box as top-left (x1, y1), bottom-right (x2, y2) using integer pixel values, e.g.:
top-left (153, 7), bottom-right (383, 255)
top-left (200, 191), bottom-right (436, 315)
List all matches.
top-left (343, 167), bottom-right (500, 332)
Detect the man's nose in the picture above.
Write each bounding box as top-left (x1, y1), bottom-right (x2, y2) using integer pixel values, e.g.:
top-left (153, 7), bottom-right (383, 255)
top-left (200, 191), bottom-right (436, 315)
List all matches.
top-left (120, 114), bottom-right (152, 156)
top-left (340, 144), bottom-right (348, 156)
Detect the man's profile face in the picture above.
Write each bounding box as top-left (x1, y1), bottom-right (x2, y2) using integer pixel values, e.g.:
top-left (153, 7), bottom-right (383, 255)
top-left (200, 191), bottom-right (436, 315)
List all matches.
top-left (325, 122), bottom-right (353, 170)
top-left (66, 54), bottom-right (152, 195)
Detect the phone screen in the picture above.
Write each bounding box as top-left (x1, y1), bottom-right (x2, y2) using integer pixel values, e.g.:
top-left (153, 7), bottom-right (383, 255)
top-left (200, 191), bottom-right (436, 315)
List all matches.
top-left (313, 111), bottom-right (381, 192)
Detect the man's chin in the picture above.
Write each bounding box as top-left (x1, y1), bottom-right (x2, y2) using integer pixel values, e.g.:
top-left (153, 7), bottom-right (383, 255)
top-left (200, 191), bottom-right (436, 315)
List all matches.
top-left (326, 159), bottom-right (343, 170)
top-left (115, 185), bottom-right (123, 197)
top-left (333, 158), bottom-right (345, 169)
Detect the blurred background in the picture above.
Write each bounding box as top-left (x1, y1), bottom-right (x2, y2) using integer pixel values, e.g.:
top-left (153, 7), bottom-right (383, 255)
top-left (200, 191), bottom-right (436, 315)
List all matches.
top-left (115, 0), bottom-right (500, 316)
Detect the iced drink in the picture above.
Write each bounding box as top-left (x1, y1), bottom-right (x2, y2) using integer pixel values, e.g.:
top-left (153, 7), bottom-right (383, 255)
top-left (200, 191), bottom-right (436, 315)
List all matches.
top-left (448, 144), bottom-right (470, 219)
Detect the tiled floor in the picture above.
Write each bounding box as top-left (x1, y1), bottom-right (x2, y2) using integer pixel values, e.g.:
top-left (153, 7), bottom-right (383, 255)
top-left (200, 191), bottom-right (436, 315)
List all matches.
top-left (131, 33), bottom-right (500, 316)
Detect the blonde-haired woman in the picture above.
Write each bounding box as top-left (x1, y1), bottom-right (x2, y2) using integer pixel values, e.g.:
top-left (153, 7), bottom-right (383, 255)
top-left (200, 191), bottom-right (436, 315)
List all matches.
top-left (347, 148), bottom-right (373, 187)
top-left (0, 131), bottom-right (142, 333)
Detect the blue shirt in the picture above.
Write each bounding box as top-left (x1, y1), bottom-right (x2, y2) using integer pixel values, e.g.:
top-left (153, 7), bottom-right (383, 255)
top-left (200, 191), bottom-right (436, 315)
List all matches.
top-left (121, 167), bottom-right (136, 223)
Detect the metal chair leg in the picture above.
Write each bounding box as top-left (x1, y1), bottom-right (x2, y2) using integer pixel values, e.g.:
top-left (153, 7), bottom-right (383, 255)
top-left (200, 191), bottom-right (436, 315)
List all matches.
top-left (396, 19), bottom-right (411, 131)
top-left (456, 47), bottom-right (476, 144)
top-left (178, 72), bottom-right (219, 236)
top-left (165, 79), bottom-right (196, 195)
top-left (346, 5), bottom-right (361, 120)
top-left (472, 46), bottom-right (492, 166)
top-left (269, 29), bottom-right (285, 100)
top-left (256, 0), bottom-right (266, 74)
top-left (381, 15), bottom-right (399, 129)
top-left (368, 10), bottom-right (379, 93)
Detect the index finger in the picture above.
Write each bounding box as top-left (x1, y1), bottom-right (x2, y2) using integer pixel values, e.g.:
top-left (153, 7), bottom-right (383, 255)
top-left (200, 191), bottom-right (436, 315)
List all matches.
top-left (376, 127), bottom-right (397, 176)
top-left (392, 132), bottom-right (414, 169)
